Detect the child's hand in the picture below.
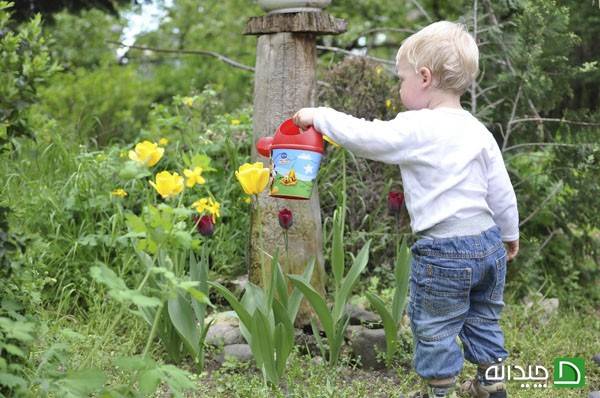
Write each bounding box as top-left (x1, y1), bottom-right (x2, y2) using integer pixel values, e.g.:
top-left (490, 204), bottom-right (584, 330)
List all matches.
top-left (504, 239), bottom-right (519, 261)
top-left (292, 108), bottom-right (316, 130)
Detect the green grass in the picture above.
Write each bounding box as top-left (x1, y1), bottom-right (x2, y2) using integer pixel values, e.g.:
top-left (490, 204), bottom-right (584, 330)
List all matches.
top-left (30, 300), bottom-right (599, 397)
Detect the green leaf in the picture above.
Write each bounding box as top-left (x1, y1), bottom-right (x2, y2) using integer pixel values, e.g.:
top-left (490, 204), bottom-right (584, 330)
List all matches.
top-left (189, 251), bottom-right (208, 322)
top-left (273, 260), bottom-right (288, 310)
top-left (125, 213), bottom-right (146, 234)
top-left (331, 208), bottom-right (344, 289)
top-left (0, 371), bottom-right (27, 388)
top-left (58, 368), bottom-right (106, 395)
top-left (168, 293), bottom-right (200, 357)
top-left (2, 343), bottom-right (25, 358)
top-left (138, 369), bottom-right (162, 396)
top-left (208, 282), bottom-right (252, 330)
top-left (288, 276), bottom-right (334, 339)
top-left (366, 292), bottom-right (397, 366)
top-left (287, 259), bottom-right (315, 323)
top-left (333, 240), bottom-right (371, 323)
top-left (392, 238), bottom-right (411, 324)
top-left (90, 265), bottom-right (161, 307)
top-left (252, 311), bottom-right (277, 384)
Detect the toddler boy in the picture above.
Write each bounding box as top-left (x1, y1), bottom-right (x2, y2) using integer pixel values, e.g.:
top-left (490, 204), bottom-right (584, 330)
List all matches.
top-left (293, 21), bottom-right (518, 398)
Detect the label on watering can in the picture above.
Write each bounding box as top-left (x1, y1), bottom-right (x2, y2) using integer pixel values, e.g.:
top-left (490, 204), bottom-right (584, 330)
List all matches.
top-left (270, 148), bottom-right (322, 199)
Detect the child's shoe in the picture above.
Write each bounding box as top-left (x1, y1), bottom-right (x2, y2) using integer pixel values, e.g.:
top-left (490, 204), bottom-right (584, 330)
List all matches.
top-left (409, 383), bottom-right (458, 398)
top-left (459, 378), bottom-right (507, 398)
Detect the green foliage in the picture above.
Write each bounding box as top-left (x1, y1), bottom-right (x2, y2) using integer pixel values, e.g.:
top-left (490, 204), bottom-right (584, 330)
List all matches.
top-left (365, 238), bottom-right (410, 367)
top-left (48, 9), bottom-right (123, 69)
top-left (289, 206), bottom-right (371, 367)
top-left (38, 65), bottom-right (156, 146)
top-left (209, 256), bottom-right (314, 385)
top-left (0, 1), bottom-right (59, 149)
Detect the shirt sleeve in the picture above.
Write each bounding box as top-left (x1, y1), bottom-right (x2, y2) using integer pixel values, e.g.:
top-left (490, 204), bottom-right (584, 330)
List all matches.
top-left (485, 137), bottom-right (520, 241)
top-left (312, 107), bottom-right (416, 164)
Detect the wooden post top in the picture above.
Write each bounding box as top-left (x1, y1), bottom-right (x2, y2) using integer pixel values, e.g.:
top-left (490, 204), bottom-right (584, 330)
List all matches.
top-left (244, 11), bottom-right (346, 35)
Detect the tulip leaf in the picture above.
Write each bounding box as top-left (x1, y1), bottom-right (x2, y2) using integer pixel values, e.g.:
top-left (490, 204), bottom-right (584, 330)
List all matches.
top-left (208, 281), bottom-right (252, 331)
top-left (333, 240), bottom-right (370, 323)
top-left (288, 276), bottom-right (334, 339)
top-left (252, 310), bottom-right (277, 383)
top-left (273, 259), bottom-right (288, 310)
top-left (332, 208), bottom-right (344, 289)
top-left (287, 259), bottom-right (315, 323)
top-left (168, 293), bottom-right (200, 357)
top-left (392, 238), bottom-right (411, 324)
top-left (366, 292), bottom-right (397, 366)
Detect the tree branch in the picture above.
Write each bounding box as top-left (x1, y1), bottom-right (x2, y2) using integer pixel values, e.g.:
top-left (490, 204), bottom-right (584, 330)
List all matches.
top-left (519, 182), bottom-right (563, 227)
top-left (508, 117), bottom-right (600, 127)
top-left (504, 142), bottom-right (597, 152)
top-left (107, 40), bottom-right (255, 72)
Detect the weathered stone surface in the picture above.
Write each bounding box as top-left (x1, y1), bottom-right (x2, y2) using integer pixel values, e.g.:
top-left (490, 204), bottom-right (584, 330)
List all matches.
top-left (588, 391), bottom-right (600, 398)
top-left (216, 344), bottom-right (253, 364)
top-left (244, 11), bottom-right (346, 35)
top-left (348, 326), bottom-right (386, 370)
top-left (205, 323), bottom-right (245, 347)
top-left (345, 303), bottom-right (381, 325)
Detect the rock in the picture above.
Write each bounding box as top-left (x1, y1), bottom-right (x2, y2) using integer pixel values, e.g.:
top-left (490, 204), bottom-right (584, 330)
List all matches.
top-left (592, 353), bottom-right (600, 366)
top-left (295, 329), bottom-right (321, 356)
top-left (311, 356), bottom-right (324, 366)
top-left (205, 323), bottom-right (245, 346)
top-left (588, 392), bottom-right (600, 398)
top-left (523, 294), bottom-right (559, 325)
top-left (348, 326), bottom-right (386, 370)
top-left (344, 325), bottom-right (364, 341)
top-left (345, 303), bottom-right (381, 326)
top-left (217, 344), bottom-right (253, 364)
top-left (205, 310), bottom-right (239, 326)
top-left (230, 274), bottom-right (249, 296)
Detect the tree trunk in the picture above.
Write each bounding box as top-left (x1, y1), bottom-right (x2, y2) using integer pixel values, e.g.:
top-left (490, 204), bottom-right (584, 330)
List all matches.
top-left (249, 32), bottom-right (326, 326)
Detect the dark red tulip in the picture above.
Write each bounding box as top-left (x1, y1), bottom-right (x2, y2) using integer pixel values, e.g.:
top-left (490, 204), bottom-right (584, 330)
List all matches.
top-left (278, 208), bottom-right (293, 230)
top-left (193, 214), bottom-right (214, 237)
top-left (388, 191), bottom-right (404, 215)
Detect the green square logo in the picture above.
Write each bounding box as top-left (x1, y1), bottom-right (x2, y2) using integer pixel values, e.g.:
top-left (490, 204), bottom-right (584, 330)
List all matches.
top-left (553, 357), bottom-right (585, 388)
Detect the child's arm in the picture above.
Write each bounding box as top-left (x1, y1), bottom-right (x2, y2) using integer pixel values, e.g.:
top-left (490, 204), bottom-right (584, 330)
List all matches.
top-left (485, 137), bottom-right (520, 256)
top-left (293, 107), bottom-right (415, 164)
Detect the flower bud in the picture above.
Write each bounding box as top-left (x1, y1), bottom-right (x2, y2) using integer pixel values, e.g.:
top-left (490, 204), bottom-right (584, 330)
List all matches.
top-left (193, 215), bottom-right (214, 237)
top-left (388, 191), bottom-right (404, 215)
top-left (278, 208), bottom-right (293, 230)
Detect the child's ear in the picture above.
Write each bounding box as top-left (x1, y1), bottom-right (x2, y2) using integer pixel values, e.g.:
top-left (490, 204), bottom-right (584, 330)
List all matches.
top-left (418, 67), bottom-right (433, 88)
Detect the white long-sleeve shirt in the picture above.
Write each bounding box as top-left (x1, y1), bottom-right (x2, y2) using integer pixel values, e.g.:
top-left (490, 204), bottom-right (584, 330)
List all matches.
top-left (313, 106), bottom-right (519, 241)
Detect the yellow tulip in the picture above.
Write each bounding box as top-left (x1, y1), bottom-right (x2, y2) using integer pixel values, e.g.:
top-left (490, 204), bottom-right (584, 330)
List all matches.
top-left (235, 162), bottom-right (270, 195)
top-left (111, 188), bottom-right (127, 198)
top-left (149, 171), bottom-right (184, 199)
top-left (184, 167), bottom-right (206, 187)
top-left (230, 119), bottom-right (241, 126)
top-left (128, 141), bottom-right (164, 167)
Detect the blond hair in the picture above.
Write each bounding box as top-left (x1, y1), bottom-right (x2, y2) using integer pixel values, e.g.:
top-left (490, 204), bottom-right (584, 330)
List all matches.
top-left (396, 21), bottom-right (479, 95)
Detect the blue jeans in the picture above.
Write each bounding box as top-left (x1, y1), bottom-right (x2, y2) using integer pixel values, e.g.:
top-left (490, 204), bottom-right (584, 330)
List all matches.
top-left (407, 225), bottom-right (509, 380)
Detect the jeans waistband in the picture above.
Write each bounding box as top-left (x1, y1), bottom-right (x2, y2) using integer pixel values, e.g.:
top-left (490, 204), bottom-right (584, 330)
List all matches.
top-left (418, 213), bottom-right (496, 239)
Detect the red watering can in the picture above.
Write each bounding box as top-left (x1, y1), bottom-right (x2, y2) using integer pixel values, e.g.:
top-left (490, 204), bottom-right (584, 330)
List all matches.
top-left (256, 119), bottom-right (324, 200)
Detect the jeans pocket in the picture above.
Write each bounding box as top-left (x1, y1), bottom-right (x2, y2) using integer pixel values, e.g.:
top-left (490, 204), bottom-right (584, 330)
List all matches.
top-left (490, 251), bottom-right (507, 302)
top-left (421, 263), bottom-right (471, 317)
